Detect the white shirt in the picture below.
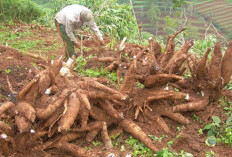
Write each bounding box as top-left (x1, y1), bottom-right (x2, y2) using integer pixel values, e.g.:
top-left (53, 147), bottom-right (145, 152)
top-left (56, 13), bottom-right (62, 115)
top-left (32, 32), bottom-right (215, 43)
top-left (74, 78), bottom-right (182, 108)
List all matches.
top-left (55, 4), bottom-right (103, 43)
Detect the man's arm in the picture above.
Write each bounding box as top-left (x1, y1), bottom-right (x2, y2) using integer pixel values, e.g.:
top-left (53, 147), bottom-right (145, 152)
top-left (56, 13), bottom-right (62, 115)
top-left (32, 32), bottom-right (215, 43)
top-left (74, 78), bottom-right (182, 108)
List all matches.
top-left (89, 22), bottom-right (104, 44)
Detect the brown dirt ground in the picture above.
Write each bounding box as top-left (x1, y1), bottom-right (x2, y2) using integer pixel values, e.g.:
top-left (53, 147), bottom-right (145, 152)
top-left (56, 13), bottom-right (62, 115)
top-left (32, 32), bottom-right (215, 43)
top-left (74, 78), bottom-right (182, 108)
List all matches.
top-left (0, 23), bottom-right (232, 157)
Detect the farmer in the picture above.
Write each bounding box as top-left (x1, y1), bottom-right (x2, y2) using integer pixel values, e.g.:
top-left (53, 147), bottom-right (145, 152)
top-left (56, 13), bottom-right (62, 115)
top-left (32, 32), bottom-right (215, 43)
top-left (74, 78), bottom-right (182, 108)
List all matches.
top-left (54, 4), bottom-right (104, 58)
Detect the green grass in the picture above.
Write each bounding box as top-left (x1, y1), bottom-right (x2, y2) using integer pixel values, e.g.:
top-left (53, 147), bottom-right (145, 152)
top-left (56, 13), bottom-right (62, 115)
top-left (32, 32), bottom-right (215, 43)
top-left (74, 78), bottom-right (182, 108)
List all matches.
top-left (0, 22), bottom-right (62, 55)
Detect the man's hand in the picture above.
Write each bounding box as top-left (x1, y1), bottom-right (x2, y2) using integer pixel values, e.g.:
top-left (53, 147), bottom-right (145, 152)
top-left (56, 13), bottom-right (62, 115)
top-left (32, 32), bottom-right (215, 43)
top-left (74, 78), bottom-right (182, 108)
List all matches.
top-left (74, 42), bottom-right (81, 49)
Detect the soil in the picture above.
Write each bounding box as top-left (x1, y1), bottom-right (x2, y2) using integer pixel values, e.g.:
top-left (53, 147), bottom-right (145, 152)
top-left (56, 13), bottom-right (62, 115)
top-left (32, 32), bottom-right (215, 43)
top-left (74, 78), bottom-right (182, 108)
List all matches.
top-left (0, 23), bottom-right (232, 157)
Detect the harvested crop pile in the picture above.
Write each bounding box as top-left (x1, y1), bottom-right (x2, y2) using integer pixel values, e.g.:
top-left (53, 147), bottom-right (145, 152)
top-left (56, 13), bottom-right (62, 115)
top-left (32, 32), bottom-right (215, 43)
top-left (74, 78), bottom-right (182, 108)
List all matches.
top-left (0, 28), bottom-right (232, 157)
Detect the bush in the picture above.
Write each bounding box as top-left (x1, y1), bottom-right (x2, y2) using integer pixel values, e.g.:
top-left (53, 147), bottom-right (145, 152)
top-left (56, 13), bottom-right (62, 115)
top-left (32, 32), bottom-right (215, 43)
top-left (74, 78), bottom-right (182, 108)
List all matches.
top-left (0, 0), bottom-right (45, 23)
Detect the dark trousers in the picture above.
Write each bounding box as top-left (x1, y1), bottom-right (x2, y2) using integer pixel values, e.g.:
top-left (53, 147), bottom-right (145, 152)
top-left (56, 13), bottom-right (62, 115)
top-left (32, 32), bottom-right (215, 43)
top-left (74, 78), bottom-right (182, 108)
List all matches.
top-left (55, 20), bottom-right (75, 58)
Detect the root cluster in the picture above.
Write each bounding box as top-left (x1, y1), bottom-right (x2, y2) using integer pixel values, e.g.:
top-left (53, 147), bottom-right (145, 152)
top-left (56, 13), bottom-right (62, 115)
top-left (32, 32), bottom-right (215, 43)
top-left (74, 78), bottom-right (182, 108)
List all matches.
top-left (1, 28), bottom-right (232, 156)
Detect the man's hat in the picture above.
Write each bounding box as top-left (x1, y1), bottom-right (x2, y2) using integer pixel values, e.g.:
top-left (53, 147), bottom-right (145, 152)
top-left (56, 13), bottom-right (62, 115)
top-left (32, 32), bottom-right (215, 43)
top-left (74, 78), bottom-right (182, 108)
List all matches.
top-left (80, 10), bottom-right (94, 24)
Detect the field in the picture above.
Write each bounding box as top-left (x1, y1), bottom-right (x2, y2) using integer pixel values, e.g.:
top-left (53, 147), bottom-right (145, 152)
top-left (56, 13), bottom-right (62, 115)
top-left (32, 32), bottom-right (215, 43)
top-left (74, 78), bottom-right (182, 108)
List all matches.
top-left (193, 0), bottom-right (232, 35)
top-left (0, 21), bottom-right (232, 157)
top-left (132, 0), bottom-right (229, 41)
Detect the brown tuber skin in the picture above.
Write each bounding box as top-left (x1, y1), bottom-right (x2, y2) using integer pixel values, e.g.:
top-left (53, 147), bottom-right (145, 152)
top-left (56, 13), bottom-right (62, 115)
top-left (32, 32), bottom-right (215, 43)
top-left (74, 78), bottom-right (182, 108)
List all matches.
top-left (173, 96), bottom-right (209, 112)
top-left (58, 92), bottom-right (80, 132)
top-left (54, 142), bottom-right (92, 157)
top-left (0, 102), bottom-right (15, 115)
top-left (119, 63), bottom-right (135, 95)
top-left (147, 90), bottom-right (189, 102)
top-left (77, 90), bottom-right (91, 110)
top-left (144, 109), bottom-right (171, 134)
top-left (221, 39), bottom-right (232, 87)
top-left (196, 48), bottom-right (211, 80)
top-left (15, 115), bottom-right (31, 133)
top-left (163, 40), bottom-right (193, 74)
top-left (0, 121), bottom-right (15, 137)
top-left (15, 102), bottom-right (36, 122)
top-left (18, 77), bottom-right (39, 100)
top-left (145, 74), bottom-right (183, 87)
top-left (208, 42), bottom-right (222, 89)
top-left (101, 122), bottom-right (113, 150)
top-left (36, 89), bottom-right (70, 120)
top-left (120, 119), bottom-right (158, 152)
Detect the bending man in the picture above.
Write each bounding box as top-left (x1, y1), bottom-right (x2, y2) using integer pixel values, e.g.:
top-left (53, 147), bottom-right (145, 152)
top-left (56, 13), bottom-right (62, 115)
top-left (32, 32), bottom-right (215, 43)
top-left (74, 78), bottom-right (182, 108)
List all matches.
top-left (55, 4), bottom-right (104, 58)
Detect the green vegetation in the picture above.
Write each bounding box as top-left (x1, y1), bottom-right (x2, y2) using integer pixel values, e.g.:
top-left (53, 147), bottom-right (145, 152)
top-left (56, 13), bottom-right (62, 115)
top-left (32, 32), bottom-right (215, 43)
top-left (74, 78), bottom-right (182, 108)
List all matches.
top-left (0, 23), bottom-right (61, 54)
top-left (1, 0), bottom-right (140, 42)
top-left (73, 55), bottom-right (118, 82)
top-left (0, 0), bottom-right (46, 23)
top-left (198, 97), bottom-right (232, 147)
top-left (125, 135), bottom-right (194, 157)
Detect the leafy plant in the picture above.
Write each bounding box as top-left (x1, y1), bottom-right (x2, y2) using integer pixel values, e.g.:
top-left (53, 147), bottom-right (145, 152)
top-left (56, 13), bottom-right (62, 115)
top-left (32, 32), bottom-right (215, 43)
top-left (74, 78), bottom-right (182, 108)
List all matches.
top-left (148, 135), bottom-right (167, 142)
top-left (155, 148), bottom-right (193, 157)
top-left (5, 68), bottom-right (11, 74)
top-left (110, 133), bottom-right (122, 147)
top-left (92, 141), bottom-right (101, 147)
top-left (136, 82), bottom-right (144, 88)
top-left (74, 55), bottom-right (118, 82)
top-left (201, 115), bottom-right (232, 146)
top-left (125, 136), bottom-right (153, 157)
top-left (203, 116), bottom-right (222, 137)
top-left (204, 150), bottom-right (216, 157)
